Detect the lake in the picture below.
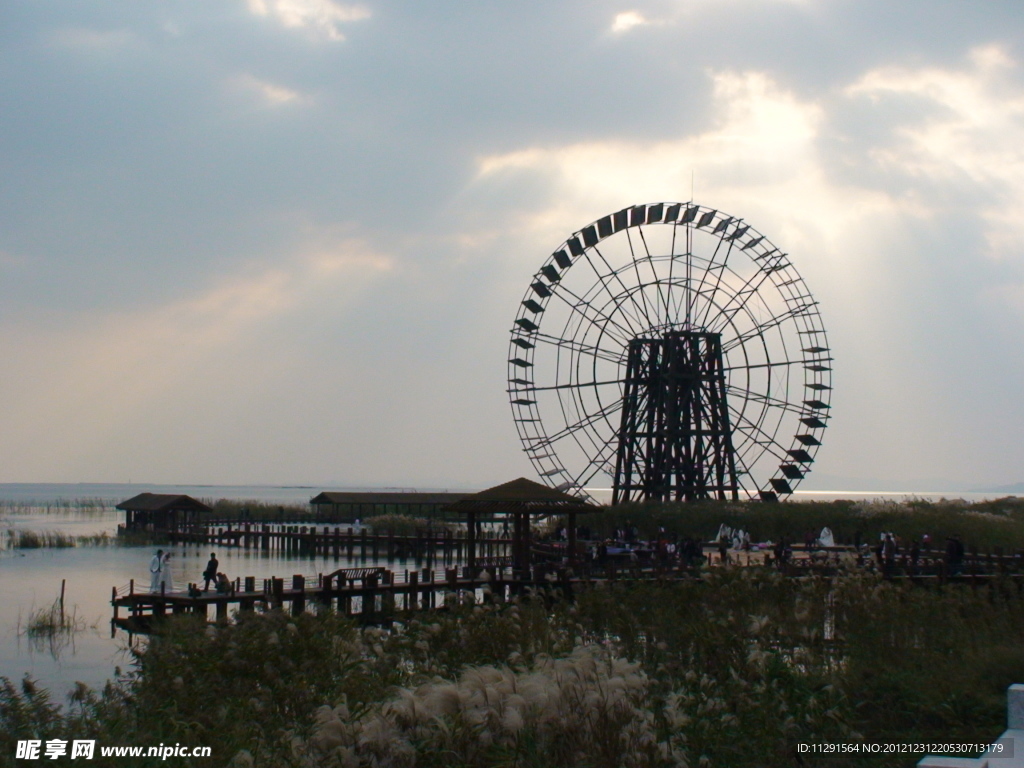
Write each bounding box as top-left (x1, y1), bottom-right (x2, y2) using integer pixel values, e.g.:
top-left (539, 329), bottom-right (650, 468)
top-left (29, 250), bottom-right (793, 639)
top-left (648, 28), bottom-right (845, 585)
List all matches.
top-left (0, 484), bottom-right (446, 700)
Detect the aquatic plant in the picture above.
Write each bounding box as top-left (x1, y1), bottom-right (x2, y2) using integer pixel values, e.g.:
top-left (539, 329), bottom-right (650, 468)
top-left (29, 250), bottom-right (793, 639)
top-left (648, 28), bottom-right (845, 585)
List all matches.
top-left (300, 645), bottom-right (666, 768)
top-left (206, 499), bottom-right (312, 522)
top-left (362, 514), bottom-right (442, 537)
top-left (0, 676), bottom-right (65, 758)
top-left (4, 529), bottom-right (77, 549)
top-left (6, 570), bottom-right (1024, 766)
top-left (0, 497), bottom-right (115, 515)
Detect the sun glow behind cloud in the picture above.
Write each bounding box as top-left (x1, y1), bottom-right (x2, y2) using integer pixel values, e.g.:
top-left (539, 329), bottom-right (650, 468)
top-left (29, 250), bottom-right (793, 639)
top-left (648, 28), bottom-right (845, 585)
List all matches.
top-left (234, 74), bottom-right (309, 107)
top-left (469, 57), bottom-right (1024, 485)
top-left (847, 45), bottom-right (1024, 260)
top-left (5, 2), bottom-right (1024, 489)
top-left (0, 240), bottom-right (392, 481)
top-left (246, 0), bottom-right (370, 41)
top-left (610, 11), bottom-right (650, 34)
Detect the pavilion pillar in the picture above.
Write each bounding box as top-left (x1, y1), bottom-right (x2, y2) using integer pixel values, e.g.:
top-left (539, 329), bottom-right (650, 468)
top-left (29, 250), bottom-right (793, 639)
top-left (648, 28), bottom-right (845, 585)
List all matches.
top-left (568, 511), bottom-right (578, 566)
top-left (512, 512), bottom-right (526, 572)
top-left (467, 510), bottom-right (477, 575)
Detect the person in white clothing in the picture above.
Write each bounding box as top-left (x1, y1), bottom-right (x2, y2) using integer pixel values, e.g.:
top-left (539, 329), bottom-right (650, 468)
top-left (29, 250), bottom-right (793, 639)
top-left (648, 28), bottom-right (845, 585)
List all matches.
top-left (149, 549), bottom-right (164, 593)
top-left (158, 552), bottom-right (173, 592)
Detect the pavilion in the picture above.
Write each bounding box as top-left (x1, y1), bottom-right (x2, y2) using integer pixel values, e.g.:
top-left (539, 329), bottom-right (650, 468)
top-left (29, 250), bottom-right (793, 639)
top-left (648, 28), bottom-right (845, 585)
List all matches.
top-left (444, 477), bottom-right (600, 573)
top-left (117, 493), bottom-right (211, 532)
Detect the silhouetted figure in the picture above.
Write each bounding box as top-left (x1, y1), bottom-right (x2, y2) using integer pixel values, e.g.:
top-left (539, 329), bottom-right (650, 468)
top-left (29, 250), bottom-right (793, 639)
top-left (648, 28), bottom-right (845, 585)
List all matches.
top-left (203, 552), bottom-right (219, 592)
top-left (946, 535), bottom-right (965, 576)
top-left (215, 572), bottom-right (233, 594)
top-left (882, 533), bottom-right (897, 577)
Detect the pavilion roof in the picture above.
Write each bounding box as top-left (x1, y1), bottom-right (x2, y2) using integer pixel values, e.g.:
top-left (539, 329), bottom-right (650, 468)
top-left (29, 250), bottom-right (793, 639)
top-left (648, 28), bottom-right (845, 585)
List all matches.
top-left (310, 491), bottom-right (471, 505)
top-left (444, 477), bottom-right (600, 515)
top-left (115, 493), bottom-right (212, 513)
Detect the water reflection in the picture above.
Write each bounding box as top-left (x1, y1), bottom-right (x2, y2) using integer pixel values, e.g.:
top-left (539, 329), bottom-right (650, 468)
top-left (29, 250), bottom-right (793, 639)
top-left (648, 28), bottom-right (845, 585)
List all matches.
top-left (0, 505), bottom-right (448, 699)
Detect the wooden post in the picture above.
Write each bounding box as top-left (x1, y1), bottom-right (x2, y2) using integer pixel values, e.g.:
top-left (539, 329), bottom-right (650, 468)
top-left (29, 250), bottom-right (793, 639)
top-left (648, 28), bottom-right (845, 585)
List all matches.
top-left (292, 575), bottom-right (305, 615)
top-left (365, 574), bottom-right (377, 617)
top-left (467, 510), bottom-right (477, 576)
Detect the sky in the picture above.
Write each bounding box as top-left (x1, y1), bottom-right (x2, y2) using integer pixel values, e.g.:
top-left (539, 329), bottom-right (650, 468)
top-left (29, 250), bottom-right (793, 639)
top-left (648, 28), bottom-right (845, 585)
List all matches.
top-left (1, 0), bottom-right (1023, 493)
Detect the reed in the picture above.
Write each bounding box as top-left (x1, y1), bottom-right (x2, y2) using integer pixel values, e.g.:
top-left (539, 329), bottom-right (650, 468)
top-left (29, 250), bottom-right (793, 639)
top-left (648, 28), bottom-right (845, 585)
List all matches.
top-left (14, 581), bottom-right (95, 665)
top-left (23, 601), bottom-right (85, 638)
top-left (363, 513), bottom-right (440, 536)
top-left (5, 529), bottom-right (77, 549)
top-left (4, 569), bottom-right (1024, 765)
top-left (0, 498), bottom-right (115, 515)
top-left (205, 498), bottom-right (311, 522)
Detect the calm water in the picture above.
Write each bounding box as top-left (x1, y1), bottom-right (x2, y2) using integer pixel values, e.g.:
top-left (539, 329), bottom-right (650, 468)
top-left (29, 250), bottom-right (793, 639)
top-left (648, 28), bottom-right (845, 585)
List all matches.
top-left (0, 483), bottom-right (1015, 702)
top-left (0, 484), bottom-right (443, 700)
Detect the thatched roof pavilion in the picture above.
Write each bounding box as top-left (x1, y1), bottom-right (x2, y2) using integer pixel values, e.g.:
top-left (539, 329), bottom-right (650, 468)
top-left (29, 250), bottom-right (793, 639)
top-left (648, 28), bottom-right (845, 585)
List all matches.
top-left (445, 477), bottom-right (600, 571)
top-left (117, 493), bottom-right (211, 532)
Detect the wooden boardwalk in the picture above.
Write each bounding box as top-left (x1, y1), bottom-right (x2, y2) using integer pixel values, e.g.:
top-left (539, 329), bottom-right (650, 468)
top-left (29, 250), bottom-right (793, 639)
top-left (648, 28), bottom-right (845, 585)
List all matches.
top-left (111, 560), bottom-right (520, 629)
top-left (111, 549), bottom-right (1024, 633)
top-left (163, 520), bottom-right (512, 563)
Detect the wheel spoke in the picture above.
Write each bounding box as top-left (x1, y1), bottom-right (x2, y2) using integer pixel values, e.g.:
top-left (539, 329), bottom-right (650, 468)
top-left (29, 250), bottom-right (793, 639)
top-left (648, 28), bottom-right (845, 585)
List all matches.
top-left (511, 203), bottom-right (828, 501)
top-left (518, 379), bottom-right (623, 393)
top-left (724, 384), bottom-right (808, 417)
top-left (586, 245), bottom-right (652, 333)
top-left (544, 284), bottom-right (637, 347)
top-left (531, 332), bottom-right (624, 366)
top-left (720, 301), bottom-right (819, 355)
top-left (523, 397), bottom-right (624, 453)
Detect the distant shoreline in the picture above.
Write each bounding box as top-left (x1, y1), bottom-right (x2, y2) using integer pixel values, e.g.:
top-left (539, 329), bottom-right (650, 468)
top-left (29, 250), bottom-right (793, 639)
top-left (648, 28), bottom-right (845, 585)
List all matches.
top-left (0, 482), bottom-right (1017, 506)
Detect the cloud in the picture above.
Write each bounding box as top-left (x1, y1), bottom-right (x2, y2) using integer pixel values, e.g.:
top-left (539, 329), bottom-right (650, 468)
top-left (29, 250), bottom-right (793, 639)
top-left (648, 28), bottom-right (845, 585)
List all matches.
top-left (0, 238), bottom-right (392, 481)
top-left (246, 0), bottom-right (370, 41)
top-left (467, 60), bottom-right (1018, 488)
top-left (610, 11), bottom-right (650, 34)
top-left (471, 68), bottom-right (898, 257)
top-left (234, 74), bottom-right (310, 107)
top-left (609, 0), bottom-right (819, 34)
top-left (845, 44), bottom-right (1024, 264)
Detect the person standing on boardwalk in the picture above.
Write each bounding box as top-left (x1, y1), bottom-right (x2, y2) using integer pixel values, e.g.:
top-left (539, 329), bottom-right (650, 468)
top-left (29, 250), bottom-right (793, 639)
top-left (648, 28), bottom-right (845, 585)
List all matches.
top-left (149, 549), bottom-right (164, 593)
top-left (159, 551), bottom-right (174, 592)
top-left (202, 552), bottom-right (219, 592)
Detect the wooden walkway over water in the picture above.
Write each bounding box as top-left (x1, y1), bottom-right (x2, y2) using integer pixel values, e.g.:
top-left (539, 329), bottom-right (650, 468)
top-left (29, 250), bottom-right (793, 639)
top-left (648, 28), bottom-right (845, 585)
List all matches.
top-left (112, 560), bottom-right (520, 628)
top-left (164, 520), bottom-right (512, 563)
top-left (111, 548), bottom-right (1024, 633)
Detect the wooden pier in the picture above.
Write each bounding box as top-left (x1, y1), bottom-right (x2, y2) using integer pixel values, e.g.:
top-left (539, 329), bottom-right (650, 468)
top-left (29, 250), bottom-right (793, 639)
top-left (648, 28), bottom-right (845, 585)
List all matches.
top-left (163, 520), bottom-right (514, 564)
top-left (111, 560), bottom-right (523, 629)
top-left (111, 546), bottom-right (1024, 634)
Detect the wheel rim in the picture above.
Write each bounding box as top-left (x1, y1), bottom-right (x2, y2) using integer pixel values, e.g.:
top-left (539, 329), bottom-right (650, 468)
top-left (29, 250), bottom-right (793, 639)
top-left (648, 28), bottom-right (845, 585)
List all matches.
top-left (508, 203), bottom-right (831, 502)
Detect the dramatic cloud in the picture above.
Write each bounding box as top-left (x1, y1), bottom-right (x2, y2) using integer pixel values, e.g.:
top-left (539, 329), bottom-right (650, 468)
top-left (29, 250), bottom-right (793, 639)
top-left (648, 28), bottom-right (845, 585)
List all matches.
top-left (246, 0), bottom-right (370, 41)
top-left (1, 1), bottom-right (1021, 490)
